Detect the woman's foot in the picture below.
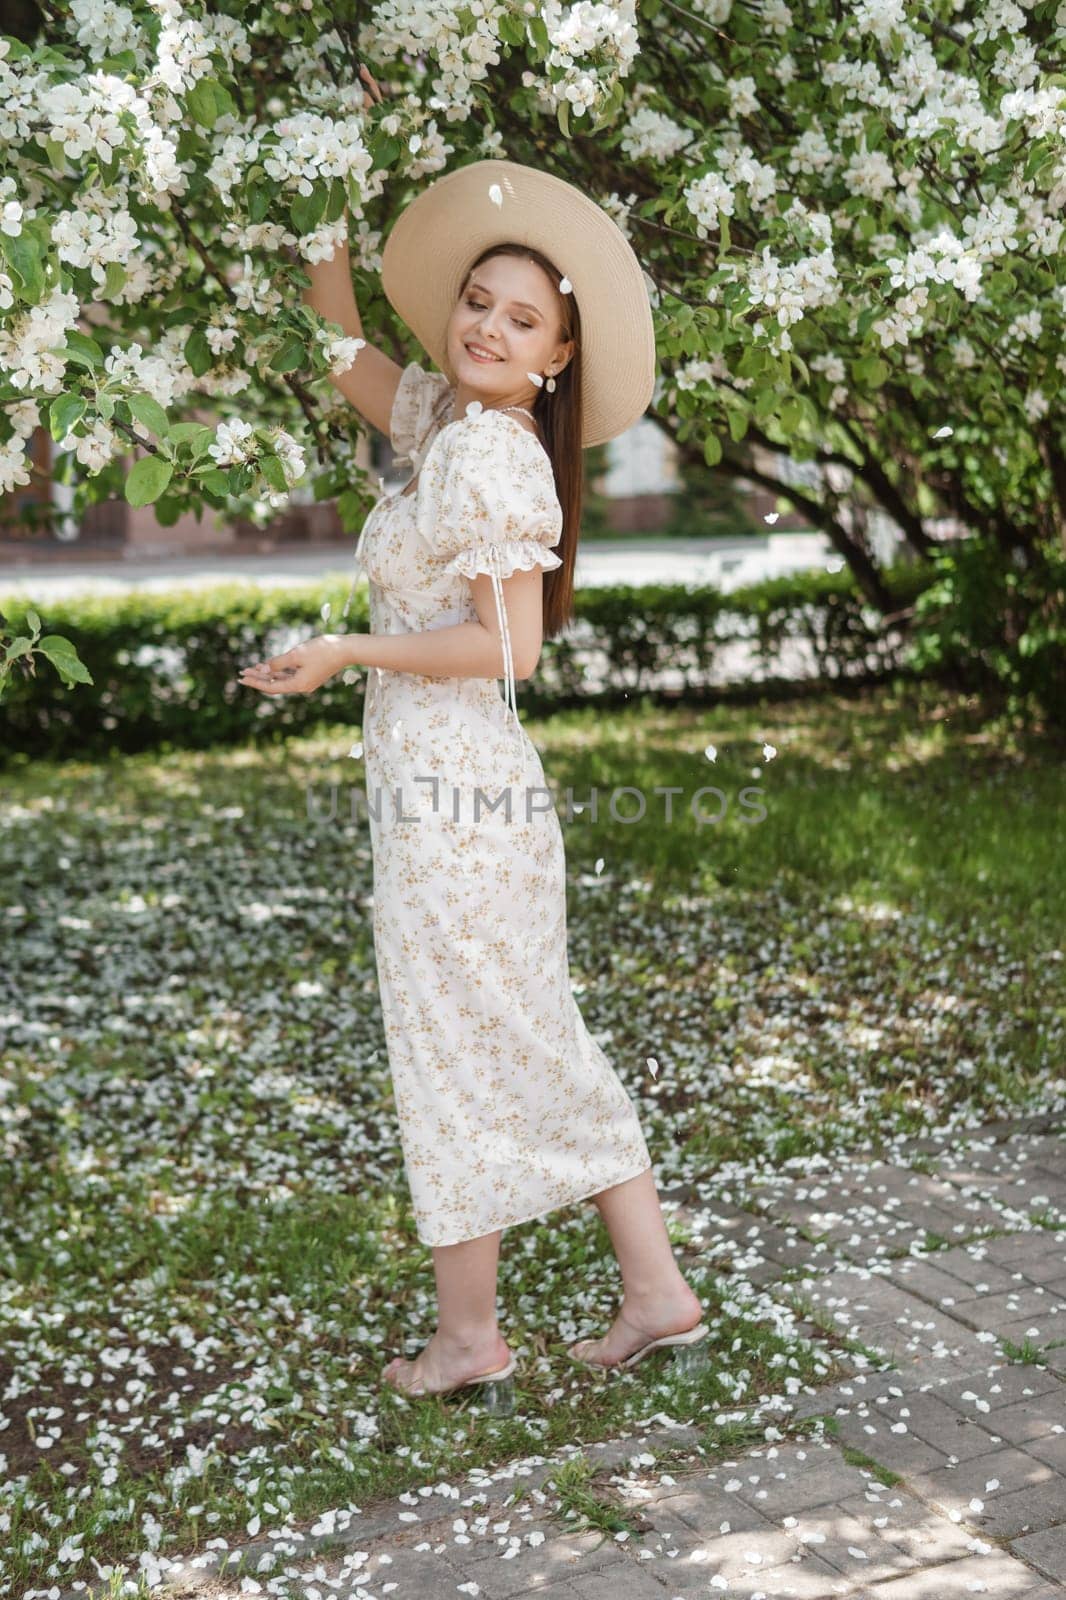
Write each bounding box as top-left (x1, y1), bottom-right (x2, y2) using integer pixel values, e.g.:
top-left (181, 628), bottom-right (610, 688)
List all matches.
top-left (569, 1283), bottom-right (705, 1369)
top-left (382, 1328), bottom-right (513, 1396)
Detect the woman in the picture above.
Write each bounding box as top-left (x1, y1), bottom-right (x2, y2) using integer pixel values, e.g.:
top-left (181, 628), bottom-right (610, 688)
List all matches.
top-left (241, 73), bottom-right (707, 1402)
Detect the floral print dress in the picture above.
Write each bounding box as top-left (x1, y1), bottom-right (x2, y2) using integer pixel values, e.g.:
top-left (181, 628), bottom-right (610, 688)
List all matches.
top-left (340, 361), bottom-right (652, 1247)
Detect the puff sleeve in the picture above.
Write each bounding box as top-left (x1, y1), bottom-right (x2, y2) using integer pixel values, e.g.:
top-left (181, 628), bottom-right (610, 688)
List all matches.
top-left (389, 361), bottom-right (453, 466)
top-left (416, 409), bottom-right (564, 737)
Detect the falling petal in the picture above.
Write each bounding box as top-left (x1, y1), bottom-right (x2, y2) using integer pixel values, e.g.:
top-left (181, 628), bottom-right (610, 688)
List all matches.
top-left (488, 183), bottom-right (503, 206)
top-left (348, 741), bottom-right (363, 759)
top-left (647, 1056), bottom-right (658, 1077)
top-left (933, 424), bottom-right (953, 438)
top-left (764, 512), bottom-right (779, 524)
top-left (321, 601), bottom-right (332, 622)
top-left (594, 857), bottom-right (604, 874)
top-left (704, 743), bottom-right (717, 761)
top-left (526, 371), bottom-right (544, 387)
top-left (558, 275), bottom-right (572, 293)
top-left (762, 742), bottom-right (776, 760)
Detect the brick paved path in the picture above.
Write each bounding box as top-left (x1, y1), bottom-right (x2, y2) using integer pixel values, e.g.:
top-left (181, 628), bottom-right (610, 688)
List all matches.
top-left (68, 1113), bottom-right (1066, 1599)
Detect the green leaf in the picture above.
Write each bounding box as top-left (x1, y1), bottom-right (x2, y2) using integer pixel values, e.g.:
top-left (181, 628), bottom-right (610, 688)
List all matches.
top-left (1, 230), bottom-right (45, 302)
top-left (259, 453), bottom-right (289, 493)
top-left (703, 433), bottom-right (723, 467)
top-left (168, 422), bottom-right (215, 459)
top-left (186, 78), bottom-right (220, 128)
top-left (36, 637), bottom-right (93, 685)
top-left (58, 330), bottom-right (105, 371)
top-left (718, 212), bottom-right (730, 254)
top-left (127, 393), bottom-right (170, 439)
top-left (198, 468), bottom-right (230, 496)
top-left (854, 355), bottom-right (889, 388)
top-left (558, 99), bottom-right (571, 138)
top-left (25, 608), bottom-right (41, 634)
top-left (124, 454), bottom-right (174, 507)
top-left (44, 136), bottom-right (68, 171)
top-left (247, 182), bottom-right (272, 224)
top-left (103, 260), bottom-right (127, 300)
top-left (184, 328), bottom-right (213, 377)
top-left (49, 393), bottom-right (87, 442)
top-left (290, 187), bottom-right (327, 236)
top-left (269, 336), bottom-right (305, 374)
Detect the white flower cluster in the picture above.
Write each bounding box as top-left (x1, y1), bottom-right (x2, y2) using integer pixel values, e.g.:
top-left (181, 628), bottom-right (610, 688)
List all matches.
top-left (52, 205), bottom-right (140, 289)
top-left (315, 328), bottom-right (366, 377)
top-left (684, 170), bottom-right (737, 239)
top-left (541, 0), bottom-right (639, 117)
top-left (68, 0), bottom-right (145, 61)
top-left (746, 245), bottom-right (840, 332)
top-left (0, 286), bottom-right (80, 396)
top-left (153, 6), bottom-right (251, 96)
top-left (718, 142), bottom-right (779, 209)
top-left (262, 111), bottom-right (373, 197)
top-left (371, 0), bottom-right (506, 120)
top-left (104, 340), bottom-right (184, 408)
top-left (208, 417), bottom-right (256, 466)
top-left (0, 399), bottom-right (41, 494)
top-left (619, 107), bottom-right (695, 163)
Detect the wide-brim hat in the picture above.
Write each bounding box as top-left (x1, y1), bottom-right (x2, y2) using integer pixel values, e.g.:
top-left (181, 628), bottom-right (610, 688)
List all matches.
top-left (380, 159), bottom-right (657, 449)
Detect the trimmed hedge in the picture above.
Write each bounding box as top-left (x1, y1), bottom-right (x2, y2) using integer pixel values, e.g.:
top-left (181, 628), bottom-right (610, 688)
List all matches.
top-left (0, 560), bottom-right (935, 763)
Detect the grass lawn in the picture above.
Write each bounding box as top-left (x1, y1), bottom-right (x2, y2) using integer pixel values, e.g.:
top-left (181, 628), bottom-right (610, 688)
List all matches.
top-left (1, 677), bottom-right (1063, 1597)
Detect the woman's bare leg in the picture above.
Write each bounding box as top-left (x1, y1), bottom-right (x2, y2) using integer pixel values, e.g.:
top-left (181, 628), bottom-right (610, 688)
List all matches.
top-left (382, 1229), bottom-right (511, 1393)
top-left (574, 1166), bottom-right (704, 1367)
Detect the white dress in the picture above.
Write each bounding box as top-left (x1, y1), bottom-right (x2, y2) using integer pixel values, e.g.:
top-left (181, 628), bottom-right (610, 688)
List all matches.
top-left (341, 361), bottom-right (652, 1248)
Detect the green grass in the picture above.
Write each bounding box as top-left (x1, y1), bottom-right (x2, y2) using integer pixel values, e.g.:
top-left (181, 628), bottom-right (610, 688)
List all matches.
top-left (1, 677), bottom-right (1063, 1596)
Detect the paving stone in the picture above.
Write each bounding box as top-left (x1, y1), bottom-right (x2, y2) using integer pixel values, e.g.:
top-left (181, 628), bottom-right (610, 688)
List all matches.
top-left (978, 1394), bottom-right (1066, 1446)
top-left (932, 1362), bottom-right (1065, 1415)
top-left (640, 1480), bottom-right (774, 1537)
top-left (751, 1161), bottom-right (1007, 1262)
top-left (728, 1442), bottom-right (882, 1517)
top-left (794, 1263), bottom-right (995, 1372)
top-left (773, 1500), bottom-right (921, 1583)
top-left (828, 1403), bottom-right (954, 1475)
top-left (834, 1488), bottom-right (978, 1566)
top-left (887, 1253), bottom-right (996, 1308)
top-left (861, 1548), bottom-right (1054, 1596)
top-left (455, 1525), bottom-right (626, 1596)
top-left (857, 1395), bottom-right (998, 1465)
top-left (670, 1197), bottom-right (838, 1284)
top-left (977, 1231), bottom-right (1066, 1272)
top-left (1022, 1428), bottom-right (1066, 1472)
top-left (325, 1543), bottom-right (474, 1600)
top-left (566, 1568), bottom-right (673, 1599)
top-left (907, 1446), bottom-right (1066, 1538)
top-left (606, 1528), bottom-right (846, 1597)
top-left (1011, 1523), bottom-right (1066, 1585)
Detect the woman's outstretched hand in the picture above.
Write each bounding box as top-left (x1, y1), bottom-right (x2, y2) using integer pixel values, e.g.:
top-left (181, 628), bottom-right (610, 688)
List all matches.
top-left (239, 635), bottom-right (355, 696)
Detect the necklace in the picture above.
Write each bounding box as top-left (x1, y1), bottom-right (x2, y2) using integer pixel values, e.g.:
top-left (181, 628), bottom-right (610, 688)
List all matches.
top-left (498, 404), bottom-right (536, 421)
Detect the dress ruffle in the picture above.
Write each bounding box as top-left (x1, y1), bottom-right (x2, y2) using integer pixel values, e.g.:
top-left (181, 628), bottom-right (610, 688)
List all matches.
top-left (443, 540), bottom-right (564, 581)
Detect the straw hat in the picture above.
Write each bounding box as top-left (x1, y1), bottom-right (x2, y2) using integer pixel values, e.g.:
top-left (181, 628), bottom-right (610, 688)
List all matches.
top-left (380, 158), bottom-right (657, 449)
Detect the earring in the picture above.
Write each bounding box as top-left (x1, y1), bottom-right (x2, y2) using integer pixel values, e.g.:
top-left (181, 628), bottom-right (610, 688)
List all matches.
top-left (545, 370), bottom-right (557, 393)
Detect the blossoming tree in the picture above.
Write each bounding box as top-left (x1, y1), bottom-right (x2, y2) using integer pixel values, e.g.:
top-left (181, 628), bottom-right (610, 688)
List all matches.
top-left (1, 0), bottom-right (1064, 716)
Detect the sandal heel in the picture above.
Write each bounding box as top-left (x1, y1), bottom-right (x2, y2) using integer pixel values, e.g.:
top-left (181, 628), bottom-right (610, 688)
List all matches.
top-left (473, 1374), bottom-right (517, 1415)
top-left (670, 1332), bottom-right (710, 1375)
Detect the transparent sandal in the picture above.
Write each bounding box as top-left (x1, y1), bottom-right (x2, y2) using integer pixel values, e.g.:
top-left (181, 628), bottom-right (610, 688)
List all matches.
top-left (383, 1352), bottom-right (518, 1414)
top-left (568, 1315), bottom-right (711, 1375)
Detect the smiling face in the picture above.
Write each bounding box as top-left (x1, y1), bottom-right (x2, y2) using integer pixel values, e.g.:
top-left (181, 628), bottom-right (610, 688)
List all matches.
top-left (445, 251), bottom-right (575, 413)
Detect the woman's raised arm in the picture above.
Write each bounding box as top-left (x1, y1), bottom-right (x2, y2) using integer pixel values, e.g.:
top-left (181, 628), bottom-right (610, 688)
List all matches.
top-left (299, 65), bottom-right (403, 437)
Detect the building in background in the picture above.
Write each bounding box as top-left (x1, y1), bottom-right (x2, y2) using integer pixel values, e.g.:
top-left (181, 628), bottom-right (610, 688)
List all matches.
top-left (1, 408), bottom-right (929, 565)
